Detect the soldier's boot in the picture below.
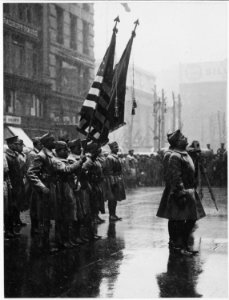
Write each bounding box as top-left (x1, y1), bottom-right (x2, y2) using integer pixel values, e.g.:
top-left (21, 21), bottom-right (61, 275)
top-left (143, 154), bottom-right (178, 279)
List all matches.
top-left (109, 201), bottom-right (122, 221)
top-left (4, 217), bottom-right (19, 239)
top-left (69, 224), bottom-right (79, 247)
top-left (31, 218), bottom-right (39, 237)
top-left (88, 220), bottom-right (101, 241)
top-left (183, 220), bottom-right (198, 254)
top-left (74, 223), bottom-right (85, 245)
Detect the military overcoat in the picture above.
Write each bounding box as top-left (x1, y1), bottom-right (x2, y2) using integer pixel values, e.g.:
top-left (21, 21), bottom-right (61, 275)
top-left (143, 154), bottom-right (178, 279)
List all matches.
top-left (104, 153), bottom-right (126, 202)
top-left (5, 148), bottom-right (26, 212)
top-left (156, 149), bottom-right (206, 220)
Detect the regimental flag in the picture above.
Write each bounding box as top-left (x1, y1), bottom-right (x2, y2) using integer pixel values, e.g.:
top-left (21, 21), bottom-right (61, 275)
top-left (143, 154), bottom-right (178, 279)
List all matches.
top-left (106, 20), bottom-right (139, 133)
top-left (77, 18), bottom-right (119, 143)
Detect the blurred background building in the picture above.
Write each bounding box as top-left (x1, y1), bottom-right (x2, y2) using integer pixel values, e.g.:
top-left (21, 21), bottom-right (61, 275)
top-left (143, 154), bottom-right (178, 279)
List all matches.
top-left (179, 60), bottom-right (227, 152)
top-left (4, 3), bottom-right (94, 145)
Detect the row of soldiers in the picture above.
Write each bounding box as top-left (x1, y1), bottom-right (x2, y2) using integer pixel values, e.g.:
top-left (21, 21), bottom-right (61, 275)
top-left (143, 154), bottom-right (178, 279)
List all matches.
top-left (119, 143), bottom-right (227, 188)
top-left (4, 133), bottom-right (126, 253)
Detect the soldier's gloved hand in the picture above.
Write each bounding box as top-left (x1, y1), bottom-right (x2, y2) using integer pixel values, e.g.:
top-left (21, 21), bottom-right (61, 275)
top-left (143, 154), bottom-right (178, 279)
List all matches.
top-left (41, 186), bottom-right (50, 195)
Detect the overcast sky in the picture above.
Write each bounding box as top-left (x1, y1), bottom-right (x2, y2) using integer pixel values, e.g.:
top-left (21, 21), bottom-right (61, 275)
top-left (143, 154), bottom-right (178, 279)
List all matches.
top-left (94, 1), bottom-right (227, 74)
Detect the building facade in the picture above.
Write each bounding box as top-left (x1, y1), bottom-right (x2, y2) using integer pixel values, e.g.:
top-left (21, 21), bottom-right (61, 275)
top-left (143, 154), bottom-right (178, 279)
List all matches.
top-left (3, 3), bottom-right (95, 144)
top-left (179, 60), bottom-right (227, 152)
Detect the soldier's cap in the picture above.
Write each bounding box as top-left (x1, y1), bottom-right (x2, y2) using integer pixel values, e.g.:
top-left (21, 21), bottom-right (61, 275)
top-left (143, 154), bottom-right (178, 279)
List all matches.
top-left (40, 132), bottom-right (55, 146)
top-left (167, 129), bottom-right (182, 146)
top-left (55, 141), bottom-right (68, 151)
top-left (5, 135), bottom-right (19, 145)
top-left (128, 149), bottom-right (134, 153)
top-left (108, 141), bottom-right (119, 150)
top-left (58, 135), bottom-right (69, 143)
top-left (68, 138), bottom-right (81, 149)
top-left (86, 141), bottom-right (100, 153)
top-left (32, 137), bottom-right (41, 144)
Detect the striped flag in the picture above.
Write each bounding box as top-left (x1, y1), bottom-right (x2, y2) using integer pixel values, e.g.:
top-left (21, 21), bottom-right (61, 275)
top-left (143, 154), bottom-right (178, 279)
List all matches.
top-left (107, 21), bottom-right (139, 133)
top-left (77, 20), bottom-right (118, 143)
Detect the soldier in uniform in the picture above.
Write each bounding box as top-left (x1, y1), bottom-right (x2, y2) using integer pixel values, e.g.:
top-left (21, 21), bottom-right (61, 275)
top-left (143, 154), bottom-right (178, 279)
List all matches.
top-left (5, 136), bottom-right (26, 231)
top-left (126, 149), bottom-right (138, 188)
top-left (54, 141), bottom-right (85, 248)
top-left (27, 132), bottom-right (85, 252)
top-left (4, 152), bottom-right (15, 239)
top-left (68, 139), bottom-right (89, 243)
top-left (81, 142), bottom-right (103, 240)
top-left (156, 130), bottom-right (206, 255)
top-left (25, 137), bottom-right (43, 236)
top-left (105, 141), bottom-right (126, 221)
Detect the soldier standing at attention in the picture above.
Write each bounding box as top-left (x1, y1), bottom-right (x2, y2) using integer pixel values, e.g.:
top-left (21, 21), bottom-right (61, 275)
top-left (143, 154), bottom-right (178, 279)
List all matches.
top-left (27, 132), bottom-right (57, 252)
top-left (54, 141), bottom-right (85, 248)
top-left (25, 137), bottom-right (43, 236)
top-left (5, 136), bottom-right (26, 230)
top-left (82, 142), bottom-right (103, 240)
top-left (156, 130), bottom-right (206, 255)
top-left (106, 141), bottom-right (126, 221)
top-left (68, 139), bottom-right (89, 244)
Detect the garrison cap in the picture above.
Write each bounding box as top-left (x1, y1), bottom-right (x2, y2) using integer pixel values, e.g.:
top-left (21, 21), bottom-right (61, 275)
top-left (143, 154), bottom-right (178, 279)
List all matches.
top-left (167, 129), bottom-right (182, 146)
top-left (5, 136), bottom-right (19, 145)
top-left (68, 138), bottom-right (81, 149)
top-left (40, 132), bottom-right (55, 146)
top-left (86, 141), bottom-right (100, 154)
top-left (32, 137), bottom-right (41, 143)
top-left (108, 141), bottom-right (119, 150)
top-left (55, 141), bottom-right (68, 151)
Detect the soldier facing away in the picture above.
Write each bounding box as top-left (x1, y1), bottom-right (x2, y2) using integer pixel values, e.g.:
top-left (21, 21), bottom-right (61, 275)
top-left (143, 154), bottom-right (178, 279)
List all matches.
top-left (156, 129), bottom-right (206, 255)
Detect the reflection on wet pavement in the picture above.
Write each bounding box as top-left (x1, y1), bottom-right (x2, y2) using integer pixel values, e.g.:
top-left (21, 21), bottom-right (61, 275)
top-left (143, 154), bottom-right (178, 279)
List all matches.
top-left (4, 187), bottom-right (228, 297)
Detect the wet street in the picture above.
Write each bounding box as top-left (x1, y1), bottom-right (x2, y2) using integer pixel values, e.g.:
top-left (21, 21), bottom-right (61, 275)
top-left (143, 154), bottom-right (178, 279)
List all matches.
top-left (4, 187), bottom-right (228, 298)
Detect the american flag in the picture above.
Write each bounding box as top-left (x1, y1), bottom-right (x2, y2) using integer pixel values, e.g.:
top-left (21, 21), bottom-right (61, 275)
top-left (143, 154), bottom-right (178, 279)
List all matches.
top-left (77, 23), bottom-right (117, 143)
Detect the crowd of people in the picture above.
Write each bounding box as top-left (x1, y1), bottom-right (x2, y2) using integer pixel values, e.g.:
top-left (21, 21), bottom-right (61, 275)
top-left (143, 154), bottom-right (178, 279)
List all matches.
top-left (3, 131), bottom-right (227, 256)
top-left (4, 133), bottom-right (126, 253)
top-left (120, 143), bottom-right (227, 189)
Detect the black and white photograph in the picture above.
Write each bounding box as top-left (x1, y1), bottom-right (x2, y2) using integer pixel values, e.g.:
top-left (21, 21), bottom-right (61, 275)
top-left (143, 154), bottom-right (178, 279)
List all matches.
top-left (2, 1), bottom-right (228, 298)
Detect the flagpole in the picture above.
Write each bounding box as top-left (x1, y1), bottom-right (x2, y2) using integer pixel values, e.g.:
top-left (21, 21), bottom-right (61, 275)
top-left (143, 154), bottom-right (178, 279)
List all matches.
top-left (82, 17), bottom-right (120, 153)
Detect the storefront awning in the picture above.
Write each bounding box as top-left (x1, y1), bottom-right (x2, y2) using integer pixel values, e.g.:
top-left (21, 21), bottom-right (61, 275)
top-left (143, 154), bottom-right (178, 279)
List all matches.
top-left (4, 126), bottom-right (33, 148)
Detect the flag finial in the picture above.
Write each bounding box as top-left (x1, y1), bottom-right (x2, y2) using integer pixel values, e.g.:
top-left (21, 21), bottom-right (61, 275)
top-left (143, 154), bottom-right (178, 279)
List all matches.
top-left (132, 19), bottom-right (139, 37)
top-left (113, 16), bottom-right (120, 32)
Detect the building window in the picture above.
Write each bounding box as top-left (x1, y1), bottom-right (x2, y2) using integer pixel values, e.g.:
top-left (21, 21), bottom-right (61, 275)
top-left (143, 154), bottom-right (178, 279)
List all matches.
top-left (15, 91), bottom-right (43, 117)
top-left (82, 21), bottom-right (89, 55)
top-left (12, 35), bottom-right (25, 76)
top-left (18, 4), bottom-right (32, 23)
top-left (56, 57), bottom-right (80, 95)
top-left (82, 4), bottom-right (90, 11)
top-left (18, 4), bottom-right (25, 21)
top-left (4, 33), bottom-right (10, 73)
top-left (31, 95), bottom-right (43, 117)
top-left (4, 89), bottom-right (16, 114)
top-left (27, 42), bottom-right (38, 78)
top-left (3, 4), bottom-right (10, 14)
top-left (70, 14), bottom-right (77, 50)
top-left (33, 4), bottom-right (42, 27)
top-left (56, 6), bottom-right (64, 44)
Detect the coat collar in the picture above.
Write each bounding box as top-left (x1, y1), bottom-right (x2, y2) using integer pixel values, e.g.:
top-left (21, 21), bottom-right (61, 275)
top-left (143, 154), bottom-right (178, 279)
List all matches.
top-left (6, 148), bottom-right (18, 158)
top-left (173, 148), bottom-right (188, 155)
